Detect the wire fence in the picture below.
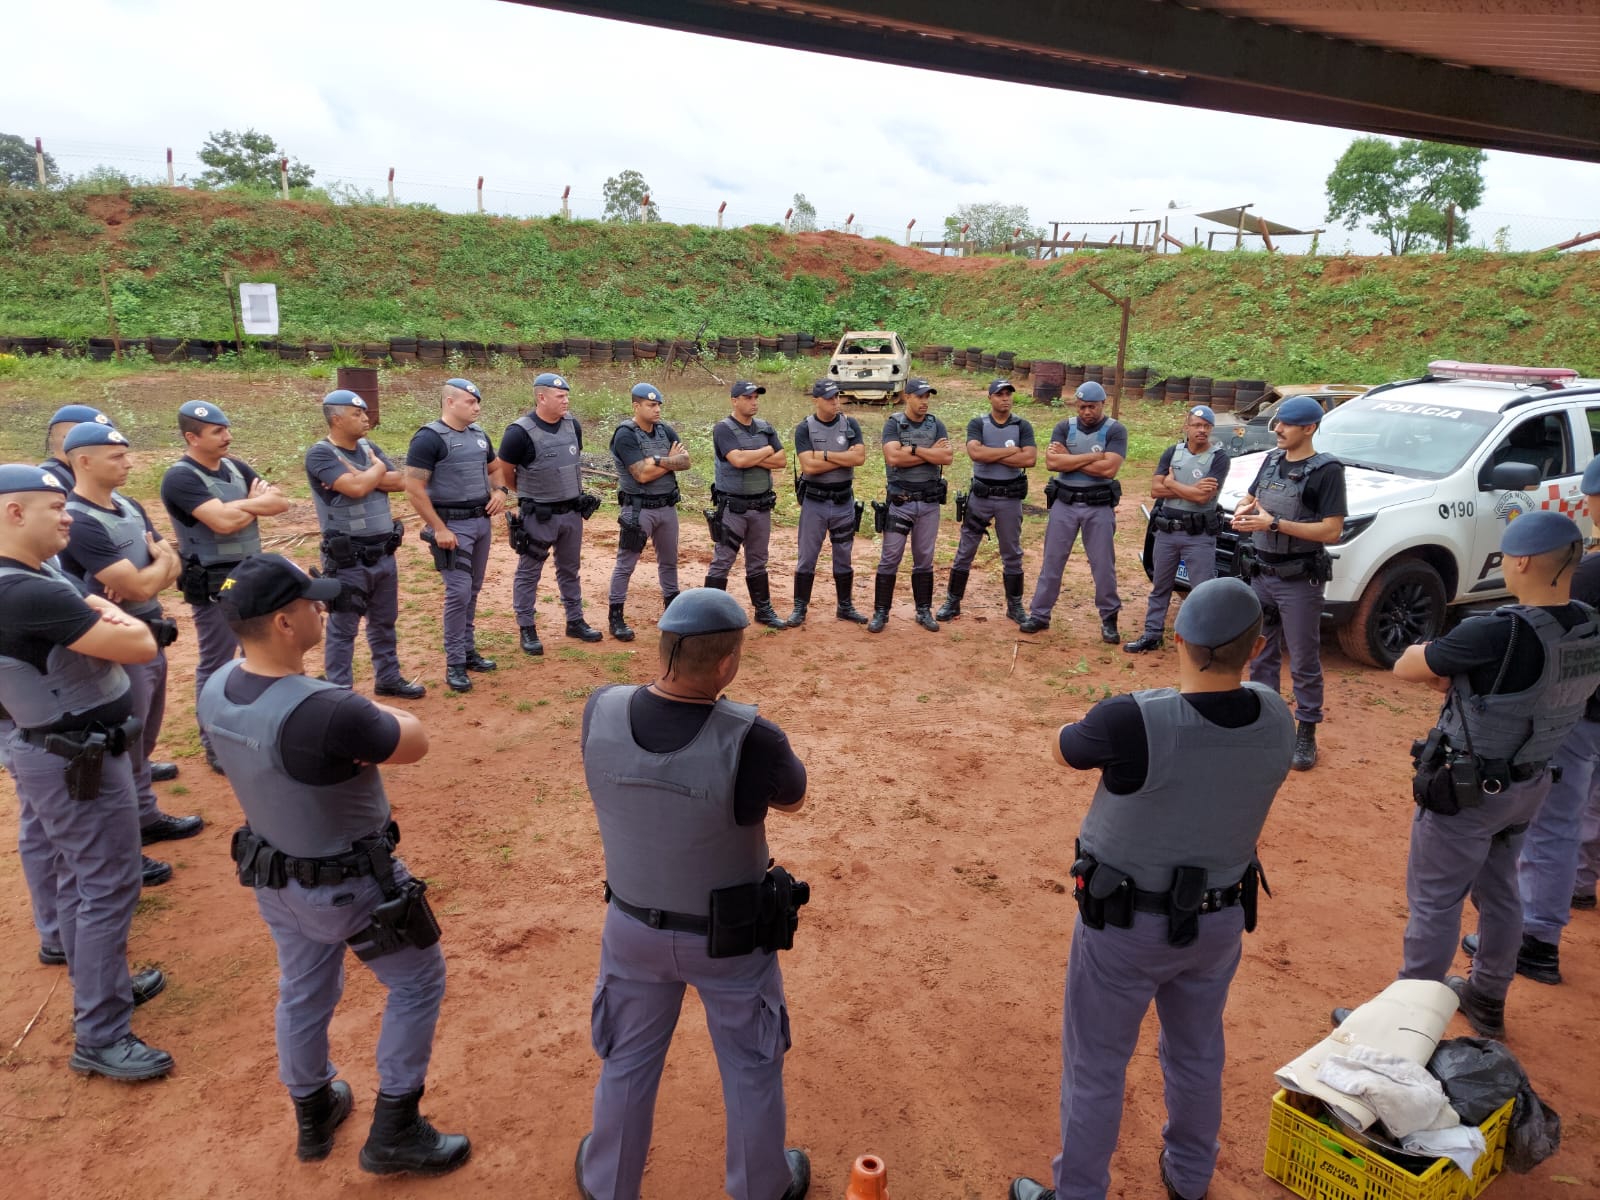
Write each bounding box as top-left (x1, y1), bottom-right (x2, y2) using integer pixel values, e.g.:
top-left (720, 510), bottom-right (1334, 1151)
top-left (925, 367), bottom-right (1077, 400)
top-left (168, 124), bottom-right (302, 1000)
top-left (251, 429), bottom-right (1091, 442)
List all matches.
top-left (30, 138), bottom-right (1600, 256)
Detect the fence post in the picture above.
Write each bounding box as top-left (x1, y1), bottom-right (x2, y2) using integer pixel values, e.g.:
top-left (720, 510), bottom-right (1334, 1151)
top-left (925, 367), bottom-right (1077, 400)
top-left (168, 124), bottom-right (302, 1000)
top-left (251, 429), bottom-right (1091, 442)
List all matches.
top-left (1445, 204), bottom-right (1456, 252)
top-left (959, 223), bottom-right (970, 256)
top-left (717, 200), bottom-right (726, 229)
top-left (477, 177), bottom-right (484, 214)
top-left (166, 148), bottom-right (175, 188)
top-left (641, 193), bottom-right (651, 223)
top-left (99, 265), bottom-right (122, 360)
top-left (561, 185), bottom-right (570, 219)
top-left (387, 168), bottom-right (395, 208)
top-left (35, 137), bottom-right (46, 187)
top-left (784, 207), bottom-right (793, 234)
top-left (905, 218), bottom-right (915, 246)
top-left (845, 212), bottom-right (855, 234)
top-left (279, 157), bottom-right (289, 200)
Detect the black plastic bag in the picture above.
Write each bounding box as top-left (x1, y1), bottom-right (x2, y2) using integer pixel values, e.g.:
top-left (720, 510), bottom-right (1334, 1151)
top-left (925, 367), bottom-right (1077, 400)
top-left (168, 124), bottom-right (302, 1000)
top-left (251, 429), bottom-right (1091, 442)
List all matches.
top-left (1426, 1036), bottom-right (1560, 1172)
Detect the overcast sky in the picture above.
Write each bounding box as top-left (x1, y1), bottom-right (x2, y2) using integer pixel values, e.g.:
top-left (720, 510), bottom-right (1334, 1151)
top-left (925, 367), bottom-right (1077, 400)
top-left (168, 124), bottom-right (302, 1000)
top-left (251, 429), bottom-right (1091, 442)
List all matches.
top-left (7, 0), bottom-right (1599, 252)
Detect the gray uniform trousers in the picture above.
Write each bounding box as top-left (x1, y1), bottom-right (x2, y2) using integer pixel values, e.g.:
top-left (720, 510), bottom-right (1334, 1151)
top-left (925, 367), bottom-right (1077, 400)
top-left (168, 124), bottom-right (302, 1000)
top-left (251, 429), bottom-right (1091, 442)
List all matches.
top-left (1141, 531), bottom-right (1217, 637)
top-left (253, 856), bottom-right (446, 1099)
top-left (9, 738), bottom-right (140, 1047)
top-left (440, 515), bottom-right (491, 665)
top-left (513, 508), bottom-right (585, 626)
top-left (795, 497), bottom-right (855, 575)
top-left (708, 508), bottom-right (772, 581)
top-left (875, 499), bottom-right (939, 575)
top-left (1400, 775), bottom-right (1551, 1002)
top-left (322, 554), bottom-right (402, 688)
top-left (1518, 718), bottom-right (1600, 943)
top-left (609, 507), bottom-right (680, 604)
top-left (951, 492), bottom-right (1022, 574)
top-left (1249, 573), bottom-right (1326, 724)
top-left (1577, 775), bottom-right (1600, 897)
top-left (584, 905), bottom-right (791, 1200)
top-left (1029, 501), bottom-right (1120, 622)
top-left (125, 650), bottom-right (167, 827)
top-left (7, 719), bottom-right (64, 952)
top-left (190, 600), bottom-right (239, 754)
top-left (1055, 908), bottom-right (1245, 1200)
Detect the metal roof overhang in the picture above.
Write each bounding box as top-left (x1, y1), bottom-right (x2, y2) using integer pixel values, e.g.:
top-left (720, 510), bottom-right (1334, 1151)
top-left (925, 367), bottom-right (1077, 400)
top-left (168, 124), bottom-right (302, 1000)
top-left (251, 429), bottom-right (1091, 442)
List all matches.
top-left (508, 1), bottom-right (1600, 162)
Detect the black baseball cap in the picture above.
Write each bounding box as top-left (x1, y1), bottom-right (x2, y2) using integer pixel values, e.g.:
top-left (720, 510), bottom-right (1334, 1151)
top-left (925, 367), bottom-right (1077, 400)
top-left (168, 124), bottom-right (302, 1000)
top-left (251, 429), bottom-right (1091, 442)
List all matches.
top-left (218, 553), bottom-right (342, 620)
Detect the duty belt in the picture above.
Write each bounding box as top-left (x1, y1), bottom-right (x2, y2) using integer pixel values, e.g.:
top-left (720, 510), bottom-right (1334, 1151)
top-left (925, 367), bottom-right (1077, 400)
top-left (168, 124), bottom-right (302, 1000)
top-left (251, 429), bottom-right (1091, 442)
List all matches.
top-left (971, 477), bottom-right (1027, 501)
top-left (1152, 511), bottom-right (1221, 535)
top-left (519, 495), bottom-right (583, 516)
top-left (889, 484), bottom-right (943, 504)
top-left (20, 715), bottom-right (140, 757)
top-left (324, 534), bottom-right (394, 566)
top-left (621, 489), bottom-right (680, 509)
top-left (1058, 486), bottom-right (1116, 507)
top-left (721, 490), bottom-right (778, 514)
top-left (803, 482), bottom-right (854, 505)
top-left (434, 503), bottom-right (489, 521)
top-left (1131, 879), bottom-right (1245, 916)
top-left (231, 821), bottom-right (400, 890)
top-left (604, 883), bottom-right (709, 934)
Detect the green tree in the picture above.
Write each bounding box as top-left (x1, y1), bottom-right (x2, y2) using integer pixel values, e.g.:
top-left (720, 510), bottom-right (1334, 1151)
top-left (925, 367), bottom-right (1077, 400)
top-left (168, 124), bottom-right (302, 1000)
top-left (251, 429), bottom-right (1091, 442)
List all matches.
top-left (1324, 137), bottom-right (1485, 254)
top-left (196, 128), bottom-right (315, 190)
top-left (0, 132), bottom-right (58, 187)
top-left (602, 169), bottom-right (660, 223)
top-left (791, 192), bottom-right (817, 232)
top-left (942, 202), bottom-right (1041, 253)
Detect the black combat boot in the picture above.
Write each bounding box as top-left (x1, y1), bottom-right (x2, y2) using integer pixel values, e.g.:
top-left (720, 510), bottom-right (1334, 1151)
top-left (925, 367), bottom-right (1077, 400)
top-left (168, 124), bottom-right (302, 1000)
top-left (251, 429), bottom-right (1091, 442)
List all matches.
top-left (358, 1086), bottom-right (471, 1177)
top-left (1018, 614), bottom-right (1050, 634)
top-left (935, 567), bottom-right (968, 622)
top-left (747, 573), bottom-right (787, 629)
top-left (1292, 720), bottom-right (1318, 771)
top-left (911, 570), bottom-right (940, 632)
top-left (661, 590), bottom-right (681, 612)
top-left (464, 648), bottom-right (496, 672)
top-left (608, 604), bottom-right (635, 642)
top-left (703, 575), bottom-right (727, 590)
top-left (294, 1080), bottom-right (354, 1162)
top-left (1100, 615), bottom-right (1120, 645)
top-left (566, 616), bottom-right (603, 643)
top-left (445, 662), bottom-right (472, 692)
top-left (867, 573), bottom-right (895, 633)
top-left (834, 572), bottom-right (869, 624)
top-left (1003, 572), bottom-right (1026, 624)
top-left (519, 624), bottom-right (543, 656)
top-left (785, 572), bottom-right (815, 627)
top-left (1446, 975), bottom-right (1506, 1039)
top-left (1124, 632), bottom-right (1164, 654)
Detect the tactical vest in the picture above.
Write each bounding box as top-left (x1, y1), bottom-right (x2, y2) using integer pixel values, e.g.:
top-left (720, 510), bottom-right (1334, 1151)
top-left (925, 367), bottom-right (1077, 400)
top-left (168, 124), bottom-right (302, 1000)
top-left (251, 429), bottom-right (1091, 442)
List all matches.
top-left (885, 412), bottom-right (943, 487)
top-left (511, 413), bottom-right (582, 503)
top-left (803, 414), bottom-right (856, 487)
top-left (1163, 443), bottom-right (1224, 514)
top-left (198, 663), bottom-right (392, 859)
top-left (170, 458), bottom-right (261, 564)
top-left (421, 420), bottom-right (491, 506)
top-left (1078, 684), bottom-right (1293, 892)
top-left (65, 493), bottom-right (162, 617)
top-left (1252, 450), bottom-right (1337, 555)
top-left (0, 562), bottom-right (130, 729)
top-left (713, 416), bottom-right (777, 496)
top-left (1440, 604), bottom-right (1600, 769)
top-left (309, 439), bottom-right (394, 537)
top-left (583, 684), bottom-right (768, 917)
top-left (1054, 418), bottom-right (1115, 489)
top-left (973, 414), bottom-right (1027, 483)
top-left (613, 420), bottom-right (678, 498)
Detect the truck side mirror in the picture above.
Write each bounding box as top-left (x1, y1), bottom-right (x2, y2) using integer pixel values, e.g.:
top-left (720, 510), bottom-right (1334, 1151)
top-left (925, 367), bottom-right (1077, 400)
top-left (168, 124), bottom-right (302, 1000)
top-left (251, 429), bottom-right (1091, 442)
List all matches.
top-left (1480, 461), bottom-right (1540, 492)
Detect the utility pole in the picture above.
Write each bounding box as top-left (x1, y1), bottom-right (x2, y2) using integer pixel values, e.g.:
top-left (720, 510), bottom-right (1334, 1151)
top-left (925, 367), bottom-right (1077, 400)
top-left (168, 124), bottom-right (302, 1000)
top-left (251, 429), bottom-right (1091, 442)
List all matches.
top-left (1085, 279), bottom-right (1133, 419)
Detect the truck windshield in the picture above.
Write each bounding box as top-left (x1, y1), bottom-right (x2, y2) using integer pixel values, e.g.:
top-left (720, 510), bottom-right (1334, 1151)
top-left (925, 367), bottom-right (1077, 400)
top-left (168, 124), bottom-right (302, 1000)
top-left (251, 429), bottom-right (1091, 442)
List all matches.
top-left (1315, 395), bottom-right (1501, 480)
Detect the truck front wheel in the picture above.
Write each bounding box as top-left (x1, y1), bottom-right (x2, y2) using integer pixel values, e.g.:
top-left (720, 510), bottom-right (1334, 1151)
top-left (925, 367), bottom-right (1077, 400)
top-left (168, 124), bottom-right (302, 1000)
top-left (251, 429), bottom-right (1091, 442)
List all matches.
top-left (1336, 557), bottom-right (1447, 668)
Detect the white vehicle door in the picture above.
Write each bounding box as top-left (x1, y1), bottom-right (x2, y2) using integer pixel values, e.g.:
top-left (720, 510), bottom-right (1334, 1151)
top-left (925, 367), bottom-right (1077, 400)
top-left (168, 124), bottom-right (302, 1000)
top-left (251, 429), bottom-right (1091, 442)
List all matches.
top-left (1466, 409), bottom-right (1582, 596)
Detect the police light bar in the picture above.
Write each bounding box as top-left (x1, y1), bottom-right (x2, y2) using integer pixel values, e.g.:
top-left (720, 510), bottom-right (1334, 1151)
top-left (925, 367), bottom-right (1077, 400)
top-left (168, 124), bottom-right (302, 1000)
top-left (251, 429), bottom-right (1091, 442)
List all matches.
top-left (1427, 360), bottom-right (1577, 386)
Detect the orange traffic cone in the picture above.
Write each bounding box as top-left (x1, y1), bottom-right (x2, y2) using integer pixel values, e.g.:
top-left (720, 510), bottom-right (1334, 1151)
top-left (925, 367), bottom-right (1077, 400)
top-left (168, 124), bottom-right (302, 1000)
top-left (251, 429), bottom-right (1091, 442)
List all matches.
top-left (846, 1154), bottom-right (888, 1200)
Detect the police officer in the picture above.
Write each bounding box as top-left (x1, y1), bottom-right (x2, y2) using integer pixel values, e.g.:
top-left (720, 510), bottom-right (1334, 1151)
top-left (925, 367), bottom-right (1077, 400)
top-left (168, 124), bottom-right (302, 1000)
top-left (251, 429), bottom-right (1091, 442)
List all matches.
top-left (937, 379), bottom-right (1035, 624)
top-left (1127, 405), bottom-right (1230, 654)
top-left (1387, 511), bottom-right (1600, 1041)
top-left (199, 554), bottom-right (469, 1174)
top-left (1230, 394), bottom-right (1346, 771)
top-left (59, 422), bottom-right (203, 869)
top-left (403, 378), bottom-right (506, 693)
top-left (869, 378), bottom-right (952, 633)
top-left (498, 371), bottom-right (603, 655)
top-left (160, 400), bottom-right (289, 772)
top-left (0, 463), bottom-right (173, 1080)
top-left (577, 587), bottom-right (810, 1200)
top-left (786, 379), bottom-right (869, 626)
top-left (607, 381), bottom-right (689, 641)
top-left (42, 404), bottom-right (112, 483)
top-left (707, 381), bottom-right (787, 628)
top-left (1010, 578), bottom-right (1292, 1200)
top-left (1021, 381), bottom-right (1127, 642)
top-left (306, 390), bottom-right (424, 698)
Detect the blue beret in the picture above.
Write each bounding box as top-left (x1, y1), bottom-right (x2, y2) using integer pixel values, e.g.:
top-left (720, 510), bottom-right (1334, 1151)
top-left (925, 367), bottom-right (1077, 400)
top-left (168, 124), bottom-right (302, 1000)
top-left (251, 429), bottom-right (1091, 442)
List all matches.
top-left (1188, 404), bottom-right (1217, 425)
top-left (49, 404), bottom-right (109, 428)
top-left (810, 379), bottom-right (840, 399)
top-left (1501, 509), bottom-right (1582, 557)
top-left (322, 389), bottom-right (367, 409)
top-left (657, 587), bottom-right (750, 635)
top-left (1175, 578), bottom-right (1263, 649)
top-left (1582, 457), bottom-right (1600, 497)
top-left (1075, 381), bottom-right (1106, 404)
top-left (532, 372), bottom-right (570, 390)
top-left (178, 400), bottom-right (229, 426)
top-left (988, 379), bottom-right (1016, 396)
top-left (0, 463), bottom-right (70, 495)
top-left (905, 378), bottom-right (936, 396)
top-left (444, 377), bottom-right (482, 400)
top-left (630, 382), bottom-right (663, 403)
top-left (63, 422), bottom-right (130, 452)
top-left (1274, 396), bottom-right (1326, 426)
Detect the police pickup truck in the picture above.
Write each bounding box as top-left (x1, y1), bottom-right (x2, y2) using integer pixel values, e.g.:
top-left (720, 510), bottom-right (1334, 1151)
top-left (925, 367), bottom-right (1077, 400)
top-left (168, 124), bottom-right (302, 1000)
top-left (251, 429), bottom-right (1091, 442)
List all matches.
top-left (1148, 361), bottom-right (1600, 668)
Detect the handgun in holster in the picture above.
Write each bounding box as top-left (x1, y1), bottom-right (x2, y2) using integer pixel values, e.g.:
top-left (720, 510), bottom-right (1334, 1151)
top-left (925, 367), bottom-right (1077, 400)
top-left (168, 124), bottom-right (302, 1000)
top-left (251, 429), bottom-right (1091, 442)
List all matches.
top-left (870, 499), bottom-right (888, 535)
top-left (577, 493), bottom-right (602, 520)
top-left (322, 532), bottom-right (358, 571)
top-left (703, 505), bottom-right (726, 546)
top-left (179, 556), bottom-right (212, 605)
top-left (852, 500), bottom-right (865, 533)
top-left (505, 511), bottom-right (532, 556)
top-left (954, 491), bottom-right (968, 525)
top-left (419, 526), bottom-right (459, 573)
top-left (1167, 865), bottom-right (1208, 947)
top-left (60, 731), bottom-right (108, 802)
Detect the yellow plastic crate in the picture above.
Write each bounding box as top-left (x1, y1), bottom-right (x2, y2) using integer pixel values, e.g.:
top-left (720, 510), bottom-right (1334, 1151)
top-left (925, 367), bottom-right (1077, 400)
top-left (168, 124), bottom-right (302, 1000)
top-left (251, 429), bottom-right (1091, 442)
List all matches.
top-left (1264, 1088), bottom-right (1514, 1200)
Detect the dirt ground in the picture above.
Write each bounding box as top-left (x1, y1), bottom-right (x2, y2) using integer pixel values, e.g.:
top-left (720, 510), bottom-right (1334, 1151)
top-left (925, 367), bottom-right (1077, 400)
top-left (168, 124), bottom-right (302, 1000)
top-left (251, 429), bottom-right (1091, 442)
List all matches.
top-left (4, 402), bottom-right (1600, 1200)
